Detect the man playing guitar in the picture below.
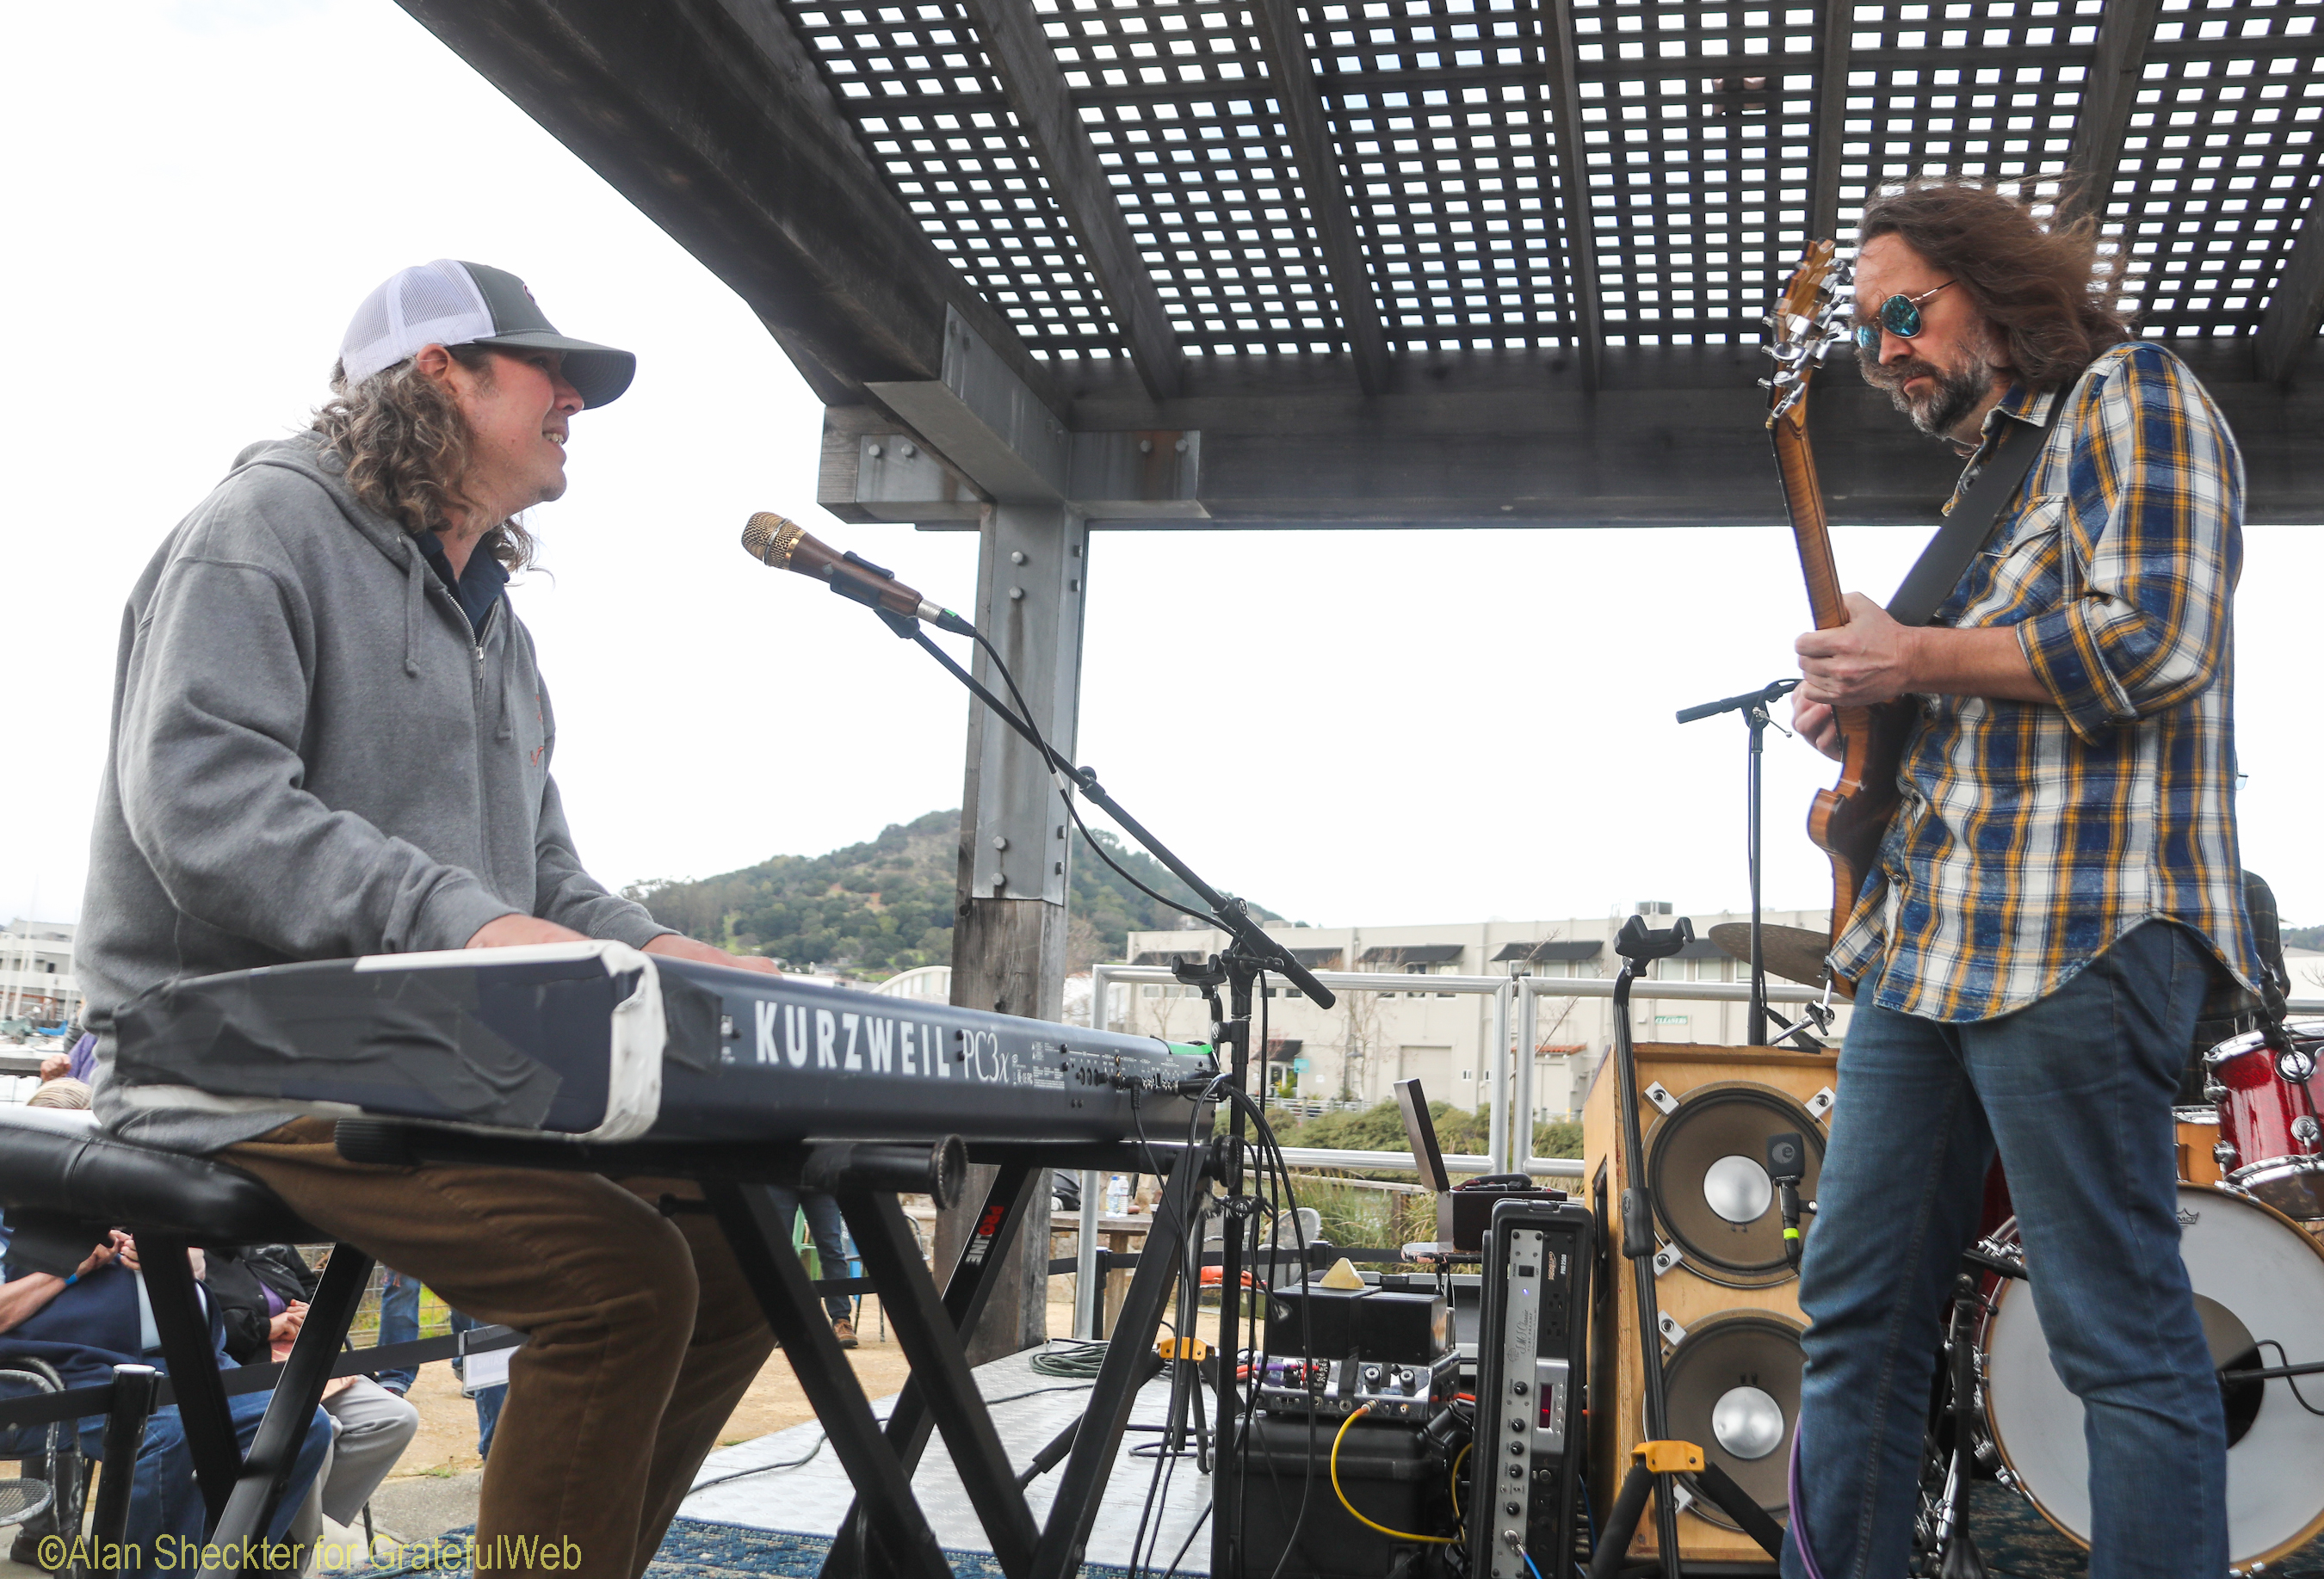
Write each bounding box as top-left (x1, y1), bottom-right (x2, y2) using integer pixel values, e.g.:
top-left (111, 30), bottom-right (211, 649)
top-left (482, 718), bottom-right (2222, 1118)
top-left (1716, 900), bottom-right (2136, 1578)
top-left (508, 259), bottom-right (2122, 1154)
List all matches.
top-left (1783, 181), bottom-right (2263, 1578)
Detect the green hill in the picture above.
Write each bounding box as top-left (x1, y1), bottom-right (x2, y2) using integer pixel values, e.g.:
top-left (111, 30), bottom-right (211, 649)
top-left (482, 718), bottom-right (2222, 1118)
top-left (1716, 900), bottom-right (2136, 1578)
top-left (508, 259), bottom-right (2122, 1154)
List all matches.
top-left (622, 808), bottom-right (1283, 977)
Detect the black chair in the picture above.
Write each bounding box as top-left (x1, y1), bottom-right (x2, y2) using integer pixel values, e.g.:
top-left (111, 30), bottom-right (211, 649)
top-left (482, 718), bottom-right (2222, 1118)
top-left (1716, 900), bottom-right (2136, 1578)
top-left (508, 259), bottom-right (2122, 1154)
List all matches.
top-left (0, 1107), bottom-right (366, 1572)
top-left (0, 1358), bottom-right (81, 1573)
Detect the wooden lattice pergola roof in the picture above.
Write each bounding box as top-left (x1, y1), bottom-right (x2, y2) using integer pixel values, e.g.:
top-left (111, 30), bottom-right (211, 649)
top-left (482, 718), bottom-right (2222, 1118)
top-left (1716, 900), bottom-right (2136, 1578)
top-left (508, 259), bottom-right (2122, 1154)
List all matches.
top-left (401, 0), bottom-right (2324, 523)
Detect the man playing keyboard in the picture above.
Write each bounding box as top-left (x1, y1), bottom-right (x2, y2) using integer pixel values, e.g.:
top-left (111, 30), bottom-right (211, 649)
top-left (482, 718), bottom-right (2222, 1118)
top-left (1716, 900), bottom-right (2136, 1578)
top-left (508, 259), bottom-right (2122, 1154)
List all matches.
top-left (78, 261), bottom-right (781, 1578)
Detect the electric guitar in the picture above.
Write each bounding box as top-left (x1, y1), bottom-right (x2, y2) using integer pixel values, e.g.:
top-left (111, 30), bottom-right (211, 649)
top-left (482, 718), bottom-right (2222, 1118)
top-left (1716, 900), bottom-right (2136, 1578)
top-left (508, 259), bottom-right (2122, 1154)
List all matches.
top-left (1763, 244), bottom-right (1914, 959)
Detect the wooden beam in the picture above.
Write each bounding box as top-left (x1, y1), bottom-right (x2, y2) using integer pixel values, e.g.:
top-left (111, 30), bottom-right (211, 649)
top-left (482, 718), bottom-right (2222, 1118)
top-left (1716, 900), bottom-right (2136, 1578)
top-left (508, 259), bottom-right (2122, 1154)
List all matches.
top-left (1542, 0), bottom-right (1603, 391)
top-left (2255, 186), bottom-right (2324, 385)
top-left (958, 0), bottom-right (1184, 402)
top-left (843, 345), bottom-right (2324, 527)
top-left (1247, 0), bottom-right (1393, 394)
top-left (2060, 0), bottom-right (2161, 222)
top-left (393, 0), bottom-right (1054, 409)
top-left (1808, 0), bottom-right (1853, 240)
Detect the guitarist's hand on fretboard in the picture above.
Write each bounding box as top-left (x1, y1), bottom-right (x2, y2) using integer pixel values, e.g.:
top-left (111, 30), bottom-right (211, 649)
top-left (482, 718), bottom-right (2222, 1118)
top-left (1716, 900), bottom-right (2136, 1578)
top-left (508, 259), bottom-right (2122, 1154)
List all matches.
top-left (1796, 591), bottom-right (1920, 710)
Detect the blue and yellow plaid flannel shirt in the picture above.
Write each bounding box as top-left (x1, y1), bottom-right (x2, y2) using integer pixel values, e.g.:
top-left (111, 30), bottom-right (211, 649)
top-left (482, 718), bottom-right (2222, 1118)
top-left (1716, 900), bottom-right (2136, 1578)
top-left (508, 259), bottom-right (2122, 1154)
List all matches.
top-left (1830, 339), bottom-right (2262, 1021)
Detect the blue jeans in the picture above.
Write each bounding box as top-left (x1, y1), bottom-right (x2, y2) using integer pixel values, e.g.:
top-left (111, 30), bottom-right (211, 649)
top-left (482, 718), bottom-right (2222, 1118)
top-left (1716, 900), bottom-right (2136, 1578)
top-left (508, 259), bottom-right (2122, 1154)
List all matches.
top-left (445, 1311), bottom-right (505, 1460)
top-left (1783, 921), bottom-right (2225, 1579)
top-left (764, 1188), bottom-right (855, 1323)
top-left (1, 1388), bottom-right (330, 1578)
top-left (374, 1268), bottom-right (423, 1395)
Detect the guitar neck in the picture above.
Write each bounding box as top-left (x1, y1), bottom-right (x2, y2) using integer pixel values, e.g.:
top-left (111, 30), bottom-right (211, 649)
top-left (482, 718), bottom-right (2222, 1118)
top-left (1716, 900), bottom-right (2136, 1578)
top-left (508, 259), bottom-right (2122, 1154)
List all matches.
top-left (1770, 404), bottom-right (1851, 632)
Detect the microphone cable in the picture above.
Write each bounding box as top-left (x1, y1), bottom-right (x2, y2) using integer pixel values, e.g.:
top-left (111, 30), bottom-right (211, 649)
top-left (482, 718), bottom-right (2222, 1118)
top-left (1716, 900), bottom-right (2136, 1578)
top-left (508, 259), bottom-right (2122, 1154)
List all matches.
top-left (908, 626), bottom-right (1218, 932)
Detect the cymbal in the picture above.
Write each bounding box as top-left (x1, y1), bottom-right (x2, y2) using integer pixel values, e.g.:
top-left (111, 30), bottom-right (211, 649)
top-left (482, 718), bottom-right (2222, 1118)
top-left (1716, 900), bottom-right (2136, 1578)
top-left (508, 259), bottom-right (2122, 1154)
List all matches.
top-left (1709, 922), bottom-right (1835, 990)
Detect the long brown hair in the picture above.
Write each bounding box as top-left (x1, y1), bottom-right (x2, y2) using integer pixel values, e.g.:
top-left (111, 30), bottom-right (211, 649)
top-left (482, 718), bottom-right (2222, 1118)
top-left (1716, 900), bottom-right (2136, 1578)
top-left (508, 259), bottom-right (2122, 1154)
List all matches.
top-left (310, 347), bottom-right (536, 571)
top-left (1857, 178), bottom-right (2130, 391)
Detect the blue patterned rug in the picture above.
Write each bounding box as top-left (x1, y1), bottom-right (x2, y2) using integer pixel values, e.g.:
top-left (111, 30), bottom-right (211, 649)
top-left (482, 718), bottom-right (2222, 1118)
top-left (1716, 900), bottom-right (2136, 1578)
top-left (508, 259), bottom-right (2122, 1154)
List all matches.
top-left (1962, 1481), bottom-right (2324, 1577)
top-left (370, 1520), bottom-right (1139, 1578)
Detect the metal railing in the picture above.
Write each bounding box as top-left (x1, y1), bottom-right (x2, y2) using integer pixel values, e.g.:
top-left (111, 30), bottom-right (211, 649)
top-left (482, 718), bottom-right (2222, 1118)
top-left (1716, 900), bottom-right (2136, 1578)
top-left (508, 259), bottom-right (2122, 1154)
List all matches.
top-left (1076, 959), bottom-right (2324, 1335)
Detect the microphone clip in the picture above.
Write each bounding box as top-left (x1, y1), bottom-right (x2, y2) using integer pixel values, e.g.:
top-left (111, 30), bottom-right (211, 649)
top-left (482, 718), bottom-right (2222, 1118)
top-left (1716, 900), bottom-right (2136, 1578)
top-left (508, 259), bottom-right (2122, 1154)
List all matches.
top-left (1766, 1131), bottom-right (1807, 1271)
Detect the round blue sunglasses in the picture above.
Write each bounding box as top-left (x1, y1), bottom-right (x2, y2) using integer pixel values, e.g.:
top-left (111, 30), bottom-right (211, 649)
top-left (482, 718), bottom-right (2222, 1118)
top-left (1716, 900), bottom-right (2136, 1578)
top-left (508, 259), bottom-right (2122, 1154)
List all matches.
top-left (1853, 281), bottom-right (1954, 351)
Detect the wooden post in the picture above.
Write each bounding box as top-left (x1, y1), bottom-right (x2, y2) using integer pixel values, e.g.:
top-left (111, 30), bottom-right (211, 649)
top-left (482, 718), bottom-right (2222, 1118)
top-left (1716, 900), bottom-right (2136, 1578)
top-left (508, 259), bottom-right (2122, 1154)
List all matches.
top-left (937, 499), bottom-right (1088, 1363)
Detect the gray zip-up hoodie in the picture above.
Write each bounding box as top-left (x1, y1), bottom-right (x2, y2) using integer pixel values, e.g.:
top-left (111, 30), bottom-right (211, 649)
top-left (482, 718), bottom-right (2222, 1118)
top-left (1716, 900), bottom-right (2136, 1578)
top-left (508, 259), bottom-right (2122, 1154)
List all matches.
top-left (82, 432), bottom-right (671, 1152)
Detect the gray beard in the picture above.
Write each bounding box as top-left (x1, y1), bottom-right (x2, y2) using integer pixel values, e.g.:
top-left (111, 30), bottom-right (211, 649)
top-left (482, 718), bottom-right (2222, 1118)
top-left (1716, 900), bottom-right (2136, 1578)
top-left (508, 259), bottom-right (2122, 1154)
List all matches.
top-left (1861, 347), bottom-right (2000, 440)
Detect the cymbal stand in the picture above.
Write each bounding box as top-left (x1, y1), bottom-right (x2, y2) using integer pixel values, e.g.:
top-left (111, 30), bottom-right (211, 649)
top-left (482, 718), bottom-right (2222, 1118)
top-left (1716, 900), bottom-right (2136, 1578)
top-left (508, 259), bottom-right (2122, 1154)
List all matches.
top-left (1917, 1243), bottom-right (2021, 1579)
top-left (1675, 677), bottom-right (1803, 1048)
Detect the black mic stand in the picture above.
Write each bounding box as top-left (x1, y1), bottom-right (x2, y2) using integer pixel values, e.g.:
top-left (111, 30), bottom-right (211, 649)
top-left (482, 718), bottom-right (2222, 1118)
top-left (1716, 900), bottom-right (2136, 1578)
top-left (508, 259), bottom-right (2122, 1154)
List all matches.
top-left (1589, 916), bottom-right (1788, 1576)
top-left (842, 581), bottom-right (1335, 1579)
top-left (1675, 678), bottom-right (1799, 1046)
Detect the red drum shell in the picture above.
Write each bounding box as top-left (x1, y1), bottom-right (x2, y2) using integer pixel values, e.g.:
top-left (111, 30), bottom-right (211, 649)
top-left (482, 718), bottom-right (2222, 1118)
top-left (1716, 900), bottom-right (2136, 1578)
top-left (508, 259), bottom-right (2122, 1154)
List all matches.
top-left (2205, 1019), bottom-right (2324, 1222)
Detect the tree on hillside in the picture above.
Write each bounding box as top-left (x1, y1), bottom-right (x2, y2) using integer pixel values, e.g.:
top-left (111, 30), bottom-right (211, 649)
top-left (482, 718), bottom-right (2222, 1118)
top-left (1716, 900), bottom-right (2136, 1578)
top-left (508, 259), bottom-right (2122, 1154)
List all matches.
top-left (623, 809), bottom-right (1281, 976)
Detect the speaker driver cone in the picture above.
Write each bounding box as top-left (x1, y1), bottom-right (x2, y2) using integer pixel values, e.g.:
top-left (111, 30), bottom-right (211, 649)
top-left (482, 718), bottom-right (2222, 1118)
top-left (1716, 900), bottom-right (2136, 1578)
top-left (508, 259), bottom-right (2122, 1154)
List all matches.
top-left (1660, 1313), bottom-right (1805, 1530)
top-left (1646, 1082), bottom-right (1826, 1286)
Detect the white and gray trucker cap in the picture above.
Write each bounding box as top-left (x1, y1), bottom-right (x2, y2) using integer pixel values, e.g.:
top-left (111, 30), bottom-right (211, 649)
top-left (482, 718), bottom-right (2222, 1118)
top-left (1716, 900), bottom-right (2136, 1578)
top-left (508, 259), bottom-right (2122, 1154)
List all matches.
top-left (337, 259), bottom-right (636, 408)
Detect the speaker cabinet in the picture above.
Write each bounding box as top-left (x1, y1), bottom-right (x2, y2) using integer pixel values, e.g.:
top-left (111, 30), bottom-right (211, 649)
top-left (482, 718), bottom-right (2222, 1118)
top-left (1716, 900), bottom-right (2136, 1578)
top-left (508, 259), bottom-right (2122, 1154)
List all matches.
top-left (1583, 1045), bottom-right (1839, 1571)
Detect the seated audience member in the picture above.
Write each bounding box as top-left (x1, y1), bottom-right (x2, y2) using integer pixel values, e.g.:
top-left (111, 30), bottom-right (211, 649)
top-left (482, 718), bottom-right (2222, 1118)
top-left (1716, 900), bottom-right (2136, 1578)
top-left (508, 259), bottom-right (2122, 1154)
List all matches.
top-left (207, 1248), bottom-right (420, 1547)
top-left (23, 1080), bottom-right (90, 1112)
top-left (0, 1230), bottom-right (330, 1576)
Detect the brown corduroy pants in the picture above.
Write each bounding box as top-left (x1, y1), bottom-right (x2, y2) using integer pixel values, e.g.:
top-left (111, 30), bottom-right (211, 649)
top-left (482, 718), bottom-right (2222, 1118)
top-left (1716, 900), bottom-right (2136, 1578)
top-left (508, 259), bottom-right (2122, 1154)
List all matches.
top-left (224, 1121), bottom-right (776, 1579)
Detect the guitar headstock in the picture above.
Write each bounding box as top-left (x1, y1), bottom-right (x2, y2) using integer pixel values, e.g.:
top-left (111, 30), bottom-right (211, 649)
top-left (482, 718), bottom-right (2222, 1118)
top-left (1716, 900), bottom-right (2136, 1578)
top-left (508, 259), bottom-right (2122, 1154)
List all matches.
top-left (1761, 240), bottom-right (1852, 429)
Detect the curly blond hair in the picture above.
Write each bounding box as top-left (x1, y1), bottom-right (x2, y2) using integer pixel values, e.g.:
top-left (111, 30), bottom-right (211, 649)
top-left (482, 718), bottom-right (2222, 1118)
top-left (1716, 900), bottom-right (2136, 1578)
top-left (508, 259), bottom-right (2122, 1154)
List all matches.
top-left (310, 348), bottom-right (536, 571)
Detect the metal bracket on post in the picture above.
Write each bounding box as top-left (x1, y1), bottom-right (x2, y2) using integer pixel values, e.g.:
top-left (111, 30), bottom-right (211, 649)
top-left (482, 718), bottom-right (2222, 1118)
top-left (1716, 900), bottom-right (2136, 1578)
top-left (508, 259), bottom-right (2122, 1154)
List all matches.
top-left (846, 309), bottom-right (1205, 526)
top-left (965, 500), bottom-right (1085, 907)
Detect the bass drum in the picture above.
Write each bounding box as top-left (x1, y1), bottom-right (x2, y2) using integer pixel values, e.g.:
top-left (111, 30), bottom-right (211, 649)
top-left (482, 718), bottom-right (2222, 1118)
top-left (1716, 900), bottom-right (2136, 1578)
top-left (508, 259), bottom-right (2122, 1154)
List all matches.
top-left (1981, 1184), bottom-right (2324, 1570)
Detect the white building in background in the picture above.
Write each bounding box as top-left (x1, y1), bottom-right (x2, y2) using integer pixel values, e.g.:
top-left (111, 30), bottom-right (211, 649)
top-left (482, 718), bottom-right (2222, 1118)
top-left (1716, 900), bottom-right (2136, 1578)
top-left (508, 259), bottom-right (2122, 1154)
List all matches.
top-left (0, 919), bottom-right (78, 1026)
top-left (1111, 904), bottom-right (1846, 1123)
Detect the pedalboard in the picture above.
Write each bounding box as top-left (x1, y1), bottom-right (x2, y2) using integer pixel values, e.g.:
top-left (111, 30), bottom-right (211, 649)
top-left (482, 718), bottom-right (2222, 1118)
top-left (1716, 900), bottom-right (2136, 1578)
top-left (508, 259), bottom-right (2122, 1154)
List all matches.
top-left (1258, 1277), bottom-right (1456, 1420)
top-left (1252, 1347), bottom-right (1462, 1421)
top-left (1469, 1198), bottom-right (1594, 1579)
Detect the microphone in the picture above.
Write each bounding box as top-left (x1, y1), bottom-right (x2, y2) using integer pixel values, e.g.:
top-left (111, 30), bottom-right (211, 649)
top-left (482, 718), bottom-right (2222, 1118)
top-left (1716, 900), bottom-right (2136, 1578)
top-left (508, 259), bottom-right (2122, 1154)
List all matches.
top-left (740, 513), bottom-right (976, 635)
top-left (1766, 1131), bottom-right (1806, 1270)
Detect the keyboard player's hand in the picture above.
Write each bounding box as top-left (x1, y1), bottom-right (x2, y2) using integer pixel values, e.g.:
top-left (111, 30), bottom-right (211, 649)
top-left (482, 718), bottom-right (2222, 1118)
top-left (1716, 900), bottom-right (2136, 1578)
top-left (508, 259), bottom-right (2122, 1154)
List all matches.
top-left (644, 934), bottom-right (783, 976)
top-left (467, 915), bottom-right (591, 949)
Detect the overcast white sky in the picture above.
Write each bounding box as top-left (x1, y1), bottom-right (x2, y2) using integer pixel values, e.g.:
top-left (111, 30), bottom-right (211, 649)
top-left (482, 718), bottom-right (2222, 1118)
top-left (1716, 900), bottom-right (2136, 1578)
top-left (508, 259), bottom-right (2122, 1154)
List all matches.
top-left (3, 1), bottom-right (2316, 938)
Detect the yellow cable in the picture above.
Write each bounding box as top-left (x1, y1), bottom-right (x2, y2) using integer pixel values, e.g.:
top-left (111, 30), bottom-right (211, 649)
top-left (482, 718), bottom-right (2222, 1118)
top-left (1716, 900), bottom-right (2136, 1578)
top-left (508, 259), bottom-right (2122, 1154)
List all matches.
top-left (1450, 1440), bottom-right (1471, 1526)
top-left (1328, 1404), bottom-right (1459, 1545)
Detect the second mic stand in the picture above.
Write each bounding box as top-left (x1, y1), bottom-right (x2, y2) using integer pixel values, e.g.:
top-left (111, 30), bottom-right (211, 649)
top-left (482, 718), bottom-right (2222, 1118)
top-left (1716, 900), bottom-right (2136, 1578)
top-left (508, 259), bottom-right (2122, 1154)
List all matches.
top-left (1676, 677), bottom-right (1829, 1050)
top-left (856, 590), bottom-right (1332, 1579)
top-left (1590, 916), bottom-right (1788, 1577)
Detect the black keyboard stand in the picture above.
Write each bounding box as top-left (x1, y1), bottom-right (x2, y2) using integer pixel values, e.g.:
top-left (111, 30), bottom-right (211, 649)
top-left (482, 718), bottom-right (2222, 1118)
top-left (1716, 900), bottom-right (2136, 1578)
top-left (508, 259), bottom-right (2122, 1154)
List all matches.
top-left (114, 1233), bottom-right (378, 1577)
top-left (364, 1125), bottom-right (1215, 1579)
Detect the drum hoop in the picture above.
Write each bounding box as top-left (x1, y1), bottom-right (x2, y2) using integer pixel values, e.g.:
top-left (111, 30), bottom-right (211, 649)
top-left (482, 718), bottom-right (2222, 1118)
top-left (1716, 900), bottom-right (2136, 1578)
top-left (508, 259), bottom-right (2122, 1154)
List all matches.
top-left (2227, 1153), bottom-right (2324, 1188)
top-left (2205, 1017), bottom-right (2324, 1065)
top-left (1981, 1182), bottom-right (2324, 1569)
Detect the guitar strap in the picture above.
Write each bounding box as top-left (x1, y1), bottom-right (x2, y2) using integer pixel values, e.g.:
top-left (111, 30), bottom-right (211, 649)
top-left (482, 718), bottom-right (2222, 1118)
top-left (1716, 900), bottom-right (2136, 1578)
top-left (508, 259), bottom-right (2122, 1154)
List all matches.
top-left (1885, 401), bottom-right (2062, 626)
